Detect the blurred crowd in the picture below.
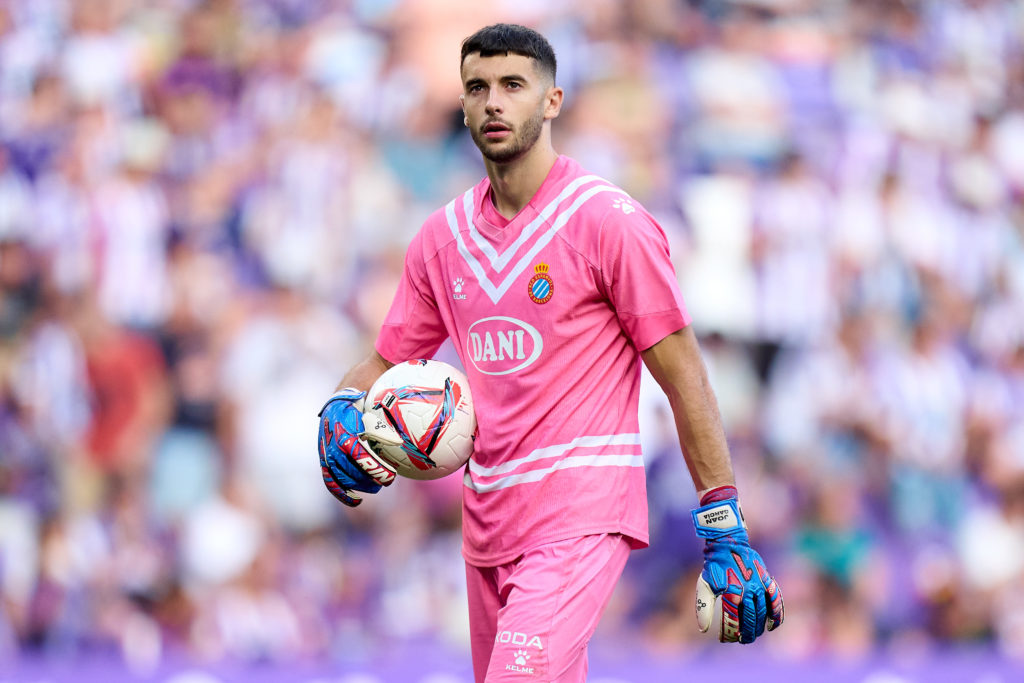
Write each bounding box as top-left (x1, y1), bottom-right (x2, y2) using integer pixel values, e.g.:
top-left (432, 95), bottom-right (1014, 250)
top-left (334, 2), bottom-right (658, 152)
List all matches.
top-left (1, 0), bottom-right (1023, 674)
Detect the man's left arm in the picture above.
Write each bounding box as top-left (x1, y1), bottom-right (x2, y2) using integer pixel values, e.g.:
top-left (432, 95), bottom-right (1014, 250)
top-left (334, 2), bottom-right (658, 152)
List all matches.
top-left (642, 326), bottom-right (784, 643)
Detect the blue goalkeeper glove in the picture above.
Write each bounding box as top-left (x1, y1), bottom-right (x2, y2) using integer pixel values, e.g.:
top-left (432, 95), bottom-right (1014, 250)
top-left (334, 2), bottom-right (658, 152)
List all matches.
top-left (318, 389), bottom-right (403, 507)
top-left (692, 487), bottom-right (784, 643)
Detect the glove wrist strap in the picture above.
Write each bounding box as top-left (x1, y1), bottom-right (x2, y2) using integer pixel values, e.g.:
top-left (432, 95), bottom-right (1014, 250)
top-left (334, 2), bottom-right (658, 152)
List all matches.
top-left (692, 497), bottom-right (747, 539)
top-left (333, 387), bottom-right (364, 400)
top-left (699, 485), bottom-right (738, 505)
top-left (318, 388), bottom-right (366, 416)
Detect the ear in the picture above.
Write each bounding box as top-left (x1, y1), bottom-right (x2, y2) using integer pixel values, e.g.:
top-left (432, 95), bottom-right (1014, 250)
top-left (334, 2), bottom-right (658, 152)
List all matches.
top-left (543, 86), bottom-right (564, 121)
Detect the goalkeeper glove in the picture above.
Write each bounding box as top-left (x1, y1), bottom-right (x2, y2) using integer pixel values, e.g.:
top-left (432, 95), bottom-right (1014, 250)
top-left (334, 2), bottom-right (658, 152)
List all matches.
top-left (318, 389), bottom-right (403, 507)
top-left (692, 486), bottom-right (784, 643)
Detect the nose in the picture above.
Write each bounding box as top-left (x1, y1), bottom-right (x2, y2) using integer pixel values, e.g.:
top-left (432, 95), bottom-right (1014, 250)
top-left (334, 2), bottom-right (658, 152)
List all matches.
top-left (485, 89), bottom-right (503, 116)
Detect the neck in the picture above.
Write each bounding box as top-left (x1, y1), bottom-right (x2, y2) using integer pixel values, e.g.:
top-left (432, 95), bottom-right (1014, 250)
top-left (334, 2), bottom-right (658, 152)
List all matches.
top-left (484, 139), bottom-right (559, 220)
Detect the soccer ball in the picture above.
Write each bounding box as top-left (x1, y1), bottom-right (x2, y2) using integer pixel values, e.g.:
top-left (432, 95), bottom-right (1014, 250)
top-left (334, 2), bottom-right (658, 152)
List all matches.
top-left (364, 359), bottom-right (476, 480)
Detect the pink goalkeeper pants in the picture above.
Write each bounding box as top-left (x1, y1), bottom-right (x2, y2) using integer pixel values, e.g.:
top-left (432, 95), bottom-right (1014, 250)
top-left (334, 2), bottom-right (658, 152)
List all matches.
top-left (465, 533), bottom-right (632, 682)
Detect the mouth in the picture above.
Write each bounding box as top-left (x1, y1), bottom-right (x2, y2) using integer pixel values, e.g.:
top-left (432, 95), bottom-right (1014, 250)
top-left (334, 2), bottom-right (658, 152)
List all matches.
top-left (482, 121), bottom-right (511, 139)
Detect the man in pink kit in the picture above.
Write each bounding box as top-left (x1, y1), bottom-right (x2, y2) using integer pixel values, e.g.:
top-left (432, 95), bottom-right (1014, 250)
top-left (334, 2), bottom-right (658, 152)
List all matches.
top-left (318, 24), bottom-right (784, 681)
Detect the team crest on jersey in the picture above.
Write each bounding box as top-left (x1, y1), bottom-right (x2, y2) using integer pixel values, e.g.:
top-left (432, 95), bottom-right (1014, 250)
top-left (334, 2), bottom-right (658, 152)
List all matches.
top-left (527, 263), bottom-right (553, 304)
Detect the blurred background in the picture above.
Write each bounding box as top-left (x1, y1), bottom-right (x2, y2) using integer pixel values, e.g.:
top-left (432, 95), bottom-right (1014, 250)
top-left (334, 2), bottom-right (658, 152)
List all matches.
top-left (1, 0), bottom-right (1023, 681)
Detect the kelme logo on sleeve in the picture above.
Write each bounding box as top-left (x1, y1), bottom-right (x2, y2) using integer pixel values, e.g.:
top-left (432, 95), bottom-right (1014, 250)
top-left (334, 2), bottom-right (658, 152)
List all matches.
top-left (466, 317), bottom-right (543, 375)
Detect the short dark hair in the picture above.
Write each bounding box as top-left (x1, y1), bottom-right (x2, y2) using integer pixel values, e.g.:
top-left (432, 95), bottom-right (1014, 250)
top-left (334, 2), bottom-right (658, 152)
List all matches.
top-left (460, 24), bottom-right (557, 83)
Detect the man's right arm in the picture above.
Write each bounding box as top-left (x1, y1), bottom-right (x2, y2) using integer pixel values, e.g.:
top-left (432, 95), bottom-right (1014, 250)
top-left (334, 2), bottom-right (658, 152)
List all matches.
top-left (319, 350), bottom-right (401, 507)
top-left (324, 223), bottom-right (443, 505)
top-left (335, 350), bottom-right (395, 393)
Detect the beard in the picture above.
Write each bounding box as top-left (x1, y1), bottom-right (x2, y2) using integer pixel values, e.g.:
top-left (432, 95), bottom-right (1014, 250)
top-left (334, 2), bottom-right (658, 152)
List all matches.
top-left (470, 108), bottom-right (545, 164)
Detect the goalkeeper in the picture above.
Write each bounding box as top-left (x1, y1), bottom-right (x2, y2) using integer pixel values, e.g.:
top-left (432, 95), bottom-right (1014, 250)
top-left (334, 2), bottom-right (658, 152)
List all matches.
top-left (318, 22), bottom-right (783, 681)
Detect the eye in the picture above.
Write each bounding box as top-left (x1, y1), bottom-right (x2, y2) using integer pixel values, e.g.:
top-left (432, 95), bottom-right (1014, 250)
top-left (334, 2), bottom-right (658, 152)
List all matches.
top-left (507, 81), bottom-right (522, 90)
top-left (468, 83), bottom-right (485, 93)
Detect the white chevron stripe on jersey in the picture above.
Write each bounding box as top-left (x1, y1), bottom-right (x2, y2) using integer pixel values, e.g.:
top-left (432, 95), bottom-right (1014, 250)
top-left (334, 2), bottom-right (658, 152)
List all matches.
top-left (445, 183), bottom-right (630, 304)
top-left (466, 174), bottom-right (606, 271)
top-left (463, 453), bottom-right (645, 494)
top-left (446, 199), bottom-right (501, 302)
top-left (468, 433), bottom-right (642, 478)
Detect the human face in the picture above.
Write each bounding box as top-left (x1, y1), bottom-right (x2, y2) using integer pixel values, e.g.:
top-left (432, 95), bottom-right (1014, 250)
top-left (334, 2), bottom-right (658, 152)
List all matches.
top-left (460, 53), bottom-right (559, 164)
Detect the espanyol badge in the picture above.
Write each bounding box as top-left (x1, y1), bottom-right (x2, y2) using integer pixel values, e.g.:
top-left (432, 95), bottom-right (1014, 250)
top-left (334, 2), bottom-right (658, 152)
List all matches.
top-left (527, 263), bottom-right (553, 304)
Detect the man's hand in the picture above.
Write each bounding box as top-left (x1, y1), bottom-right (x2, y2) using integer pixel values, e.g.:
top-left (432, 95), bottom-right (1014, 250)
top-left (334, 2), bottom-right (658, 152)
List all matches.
top-left (692, 489), bottom-right (784, 643)
top-left (318, 389), bottom-right (403, 507)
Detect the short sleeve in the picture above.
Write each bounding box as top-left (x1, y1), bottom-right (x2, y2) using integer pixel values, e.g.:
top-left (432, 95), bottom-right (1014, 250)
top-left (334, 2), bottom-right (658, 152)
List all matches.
top-left (375, 231), bottom-right (449, 363)
top-left (600, 206), bottom-right (691, 351)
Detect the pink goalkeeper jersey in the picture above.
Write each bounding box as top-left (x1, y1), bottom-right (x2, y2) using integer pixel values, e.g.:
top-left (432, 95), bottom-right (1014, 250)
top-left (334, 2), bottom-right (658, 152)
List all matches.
top-left (376, 156), bottom-right (690, 566)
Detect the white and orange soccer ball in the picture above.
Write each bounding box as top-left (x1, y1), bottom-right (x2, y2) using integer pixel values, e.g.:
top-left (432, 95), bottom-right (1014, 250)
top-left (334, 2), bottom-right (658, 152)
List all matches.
top-left (364, 359), bottom-right (477, 480)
